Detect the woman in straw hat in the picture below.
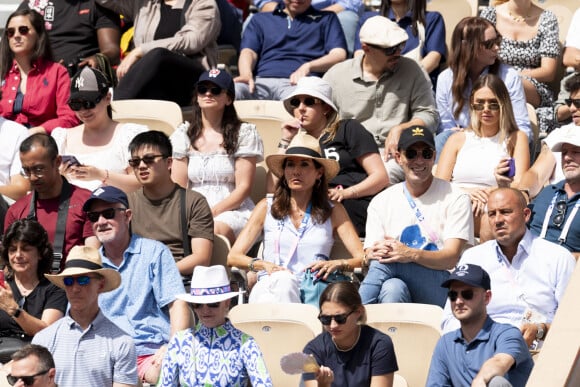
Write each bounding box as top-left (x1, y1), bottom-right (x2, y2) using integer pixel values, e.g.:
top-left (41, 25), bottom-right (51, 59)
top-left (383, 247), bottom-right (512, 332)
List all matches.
top-left (158, 265), bottom-right (272, 386)
top-left (275, 76), bottom-right (389, 237)
top-left (228, 133), bottom-right (364, 305)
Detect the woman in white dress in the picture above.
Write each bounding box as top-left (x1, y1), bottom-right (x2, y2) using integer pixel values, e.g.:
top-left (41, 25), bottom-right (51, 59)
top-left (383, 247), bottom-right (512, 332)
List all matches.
top-left (51, 67), bottom-right (147, 192)
top-left (171, 69), bottom-right (263, 244)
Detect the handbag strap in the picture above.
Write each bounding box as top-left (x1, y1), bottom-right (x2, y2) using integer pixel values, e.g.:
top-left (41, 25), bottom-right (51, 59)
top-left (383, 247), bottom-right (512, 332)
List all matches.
top-left (180, 188), bottom-right (192, 257)
top-left (275, 202), bottom-right (312, 267)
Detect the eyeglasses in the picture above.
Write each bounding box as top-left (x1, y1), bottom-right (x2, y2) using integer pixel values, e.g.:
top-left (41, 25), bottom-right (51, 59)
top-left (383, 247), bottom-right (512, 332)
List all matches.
top-left (404, 148), bottom-right (434, 160)
top-left (196, 84), bottom-right (223, 95)
top-left (6, 25), bottom-right (30, 38)
top-left (552, 200), bottom-right (567, 228)
top-left (565, 99), bottom-right (580, 109)
top-left (289, 97), bottom-right (320, 108)
top-left (20, 165), bottom-right (47, 178)
top-left (7, 369), bottom-right (49, 386)
top-left (447, 289), bottom-right (474, 302)
top-left (481, 36), bottom-right (502, 50)
top-left (86, 207), bottom-right (126, 222)
top-left (318, 310), bottom-right (354, 325)
top-left (369, 42), bottom-right (405, 56)
top-left (472, 102), bottom-right (501, 111)
top-left (128, 154), bottom-right (167, 168)
top-left (63, 275), bottom-right (100, 287)
top-left (68, 97), bottom-right (102, 111)
top-left (192, 302), bottom-right (221, 309)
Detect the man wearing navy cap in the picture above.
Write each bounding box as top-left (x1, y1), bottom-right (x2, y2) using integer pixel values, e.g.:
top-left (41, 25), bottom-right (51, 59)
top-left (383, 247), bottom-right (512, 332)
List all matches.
top-left (427, 264), bottom-right (533, 387)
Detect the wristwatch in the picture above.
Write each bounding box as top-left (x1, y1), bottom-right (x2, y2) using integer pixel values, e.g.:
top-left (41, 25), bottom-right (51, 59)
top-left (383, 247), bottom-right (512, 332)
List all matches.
top-left (12, 307), bottom-right (22, 319)
top-left (535, 323), bottom-right (545, 341)
top-left (248, 258), bottom-right (260, 273)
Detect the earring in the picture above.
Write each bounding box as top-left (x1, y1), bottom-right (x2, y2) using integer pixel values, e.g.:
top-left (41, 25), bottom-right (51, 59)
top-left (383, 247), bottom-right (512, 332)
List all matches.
top-left (315, 178), bottom-right (321, 188)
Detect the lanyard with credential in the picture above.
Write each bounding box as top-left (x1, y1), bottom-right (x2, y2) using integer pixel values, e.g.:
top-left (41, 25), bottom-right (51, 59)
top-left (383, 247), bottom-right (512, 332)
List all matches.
top-left (402, 184), bottom-right (441, 247)
top-left (539, 192), bottom-right (580, 244)
top-left (274, 202), bottom-right (312, 268)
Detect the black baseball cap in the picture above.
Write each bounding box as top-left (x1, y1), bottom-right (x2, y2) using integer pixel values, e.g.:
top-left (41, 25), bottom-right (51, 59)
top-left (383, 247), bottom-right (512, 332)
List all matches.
top-left (398, 126), bottom-right (435, 151)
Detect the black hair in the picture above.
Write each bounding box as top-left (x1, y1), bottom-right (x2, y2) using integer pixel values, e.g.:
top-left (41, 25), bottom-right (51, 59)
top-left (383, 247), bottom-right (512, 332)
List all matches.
top-left (128, 130), bottom-right (173, 157)
top-left (20, 133), bottom-right (59, 160)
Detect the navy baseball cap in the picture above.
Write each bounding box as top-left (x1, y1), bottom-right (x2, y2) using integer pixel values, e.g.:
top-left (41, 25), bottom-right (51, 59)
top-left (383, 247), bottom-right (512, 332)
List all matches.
top-left (197, 68), bottom-right (235, 98)
top-left (441, 264), bottom-right (491, 290)
top-left (83, 186), bottom-right (129, 212)
top-left (398, 126), bottom-right (435, 151)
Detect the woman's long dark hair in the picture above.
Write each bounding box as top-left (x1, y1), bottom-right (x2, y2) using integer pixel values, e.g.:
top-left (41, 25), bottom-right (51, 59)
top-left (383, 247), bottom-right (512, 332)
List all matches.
top-left (0, 9), bottom-right (53, 79)
top-left (188, 85), bottom-right (241, 155)
top-left (271, 159), bottom-right (332, 224)
top-left (1, 219), bottom-right (54, 280)
top-left (380, 0), bottom-right (426, 36)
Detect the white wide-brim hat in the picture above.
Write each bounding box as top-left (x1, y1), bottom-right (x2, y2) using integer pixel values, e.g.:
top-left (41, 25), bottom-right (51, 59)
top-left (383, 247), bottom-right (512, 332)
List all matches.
top-left (283, 76), bottom-right (338, 120)
top-left (176, 265), bottom-right (243, 304)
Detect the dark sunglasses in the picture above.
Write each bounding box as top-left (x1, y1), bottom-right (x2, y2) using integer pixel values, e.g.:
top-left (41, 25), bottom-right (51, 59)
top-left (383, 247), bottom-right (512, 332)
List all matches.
top-left (369, 42), bottom-right (405, 56)
top-left (63, 275), bottom-right (99, 287)
top-left (552, 200), bottom-right (567, 228)
top-left (472, 102), bottom-right (501, 111)
top-left (7, 369), bottom-right (49, 386)
top-left (448, 289), bottom-right (474, 302)
top-left (86, 207), bottom-right (126, 223)
top-left (68, 97), bottom-right (102, 111)
top-left (192, 302), bottom-right (221, 309)
top-left (6, 25), bottom-right (30, 38)
top-left (196, 84), bottom-right (223, 96)
top-left (318, 310), bottom-right (354, 325)
top-left (289, 97), bottom-right (320, 108)
top-left (128, 154), bottom-right (167, 168)
top-left (481, 36), bottom-right (502, 50)
top-left (404, 148), bottom-right (434, 160)
top-left (565, 99), bottom-right (580, 109)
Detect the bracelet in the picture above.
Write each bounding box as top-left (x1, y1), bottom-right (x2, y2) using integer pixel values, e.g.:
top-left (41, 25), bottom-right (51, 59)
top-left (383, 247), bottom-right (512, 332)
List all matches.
top-left (102, 169), bottom-right (109, 185)
top-left (362, 253), bottom-right (368, 268)
top-left (248, 258), bottom-right (260, 272)
top-left (277, 142), bottom-right (289, 149)
top-left (341, 259), bottom-right (350, 272)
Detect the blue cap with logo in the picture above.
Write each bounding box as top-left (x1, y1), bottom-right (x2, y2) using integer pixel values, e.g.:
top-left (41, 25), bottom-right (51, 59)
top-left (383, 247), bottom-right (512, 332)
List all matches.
top-left (441, 264), bottom-right (491, 290)
top-left (83, 186), bottom-right (129, 212)
top-left (197, 68), bottom-right (235, 98)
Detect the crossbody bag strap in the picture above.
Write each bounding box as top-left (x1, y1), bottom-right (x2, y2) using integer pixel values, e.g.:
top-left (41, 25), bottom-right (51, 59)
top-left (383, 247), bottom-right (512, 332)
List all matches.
top-left (180, 188), bottom-right (192, 256)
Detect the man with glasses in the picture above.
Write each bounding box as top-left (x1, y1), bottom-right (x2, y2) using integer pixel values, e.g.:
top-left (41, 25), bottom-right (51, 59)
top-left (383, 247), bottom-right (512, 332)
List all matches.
top-left (82, 185), bottom-right (190, 385)
top-left (32, 245), bottom-right (138, 386)
top-left (5, 344), bottom-right (57, 387)
top-left (126, 131), bottom-right (213, 277)
top-left (323, 16), bottom-right (438, 184)
top-left (359, 127), bottom-right (473, 307)
top-left (4, 134), bottom-right (98, 270)
top-left (442, 188), bottom-right (575, 349)
top-left (428, 264), bottom-right (533, 387)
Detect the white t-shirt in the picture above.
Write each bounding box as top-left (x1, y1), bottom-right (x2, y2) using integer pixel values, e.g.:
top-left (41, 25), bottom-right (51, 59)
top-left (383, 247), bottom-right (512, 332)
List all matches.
top-left (0, 117), bottom-right (29, 186)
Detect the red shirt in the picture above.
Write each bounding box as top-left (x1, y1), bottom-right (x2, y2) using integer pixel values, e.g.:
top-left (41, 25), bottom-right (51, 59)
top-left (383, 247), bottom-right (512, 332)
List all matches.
top-left (0, 59), bottom-right (79, 133)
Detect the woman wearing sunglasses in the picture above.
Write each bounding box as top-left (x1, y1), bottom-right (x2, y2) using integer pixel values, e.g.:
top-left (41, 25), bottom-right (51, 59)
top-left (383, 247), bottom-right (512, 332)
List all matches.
top-left (435, 17), bottom-right (531, 156)
top-left (171, 69), bottom-right (263, 244)
top-left (0, 219), bottom-right (67, 363)
top-left (276, 76), bottom-right (388, 237)
top-left (158, 265), bottom-right (273, 386)
top-left (51, 66), bottom-right (147, 192)
top-left (435, 74), bottom-right (530, 241)
top-left (0, 9), bottom-right (78, 135)
top-left (302, 281), bottom-right (397, 387)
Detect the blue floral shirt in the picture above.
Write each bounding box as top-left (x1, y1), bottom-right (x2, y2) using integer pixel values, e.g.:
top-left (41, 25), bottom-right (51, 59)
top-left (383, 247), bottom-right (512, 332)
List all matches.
top-left (158, 320), bottom-right (273, 387)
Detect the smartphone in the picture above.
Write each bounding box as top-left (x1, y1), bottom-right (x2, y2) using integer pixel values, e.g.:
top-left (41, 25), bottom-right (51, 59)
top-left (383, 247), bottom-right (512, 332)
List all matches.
top-left (0, 270), bottom-right (5, 288)
top-left (505, 158), bottom-right (516, 178)
top-left (61, 155), bottom-right (81, 167)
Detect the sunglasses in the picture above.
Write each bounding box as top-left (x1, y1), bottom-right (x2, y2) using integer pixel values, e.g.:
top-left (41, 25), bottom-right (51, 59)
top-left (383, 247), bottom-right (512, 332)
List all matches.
top-left (404, 148), bottom-right (434, 160)
top-left (197, 84), bottom-right (223, 96)
top-left (481, 36), bottom-right (502, 50)
top-left (289, 97), bottom-right (320, 108)
top-left (6, 25), bottom-right (30, 38)
top-left (7, 369), bottom-right (49, 386)
top-left (318, 310), bottom-right (354, 325)
top-left (63, 275), bottom-right (100, 287)
top-left (68, 97), bottom-right (102, 111)
top-left (86, 207), bottom-right (126, 222)
top-left (369, 42), bottom-right (405, 56)
top-left (552, 200), bottom-right (567, 228)
top-left (128, 154), bottom-right (167, 168)
top-left (447, 289), bottom-right (474, 302)
top-left (192, 302), bottom-right (221, 309)
top-left (472, 102), bottom-right (501, 111)
top-left (565, 99), bottom-right (580, 109)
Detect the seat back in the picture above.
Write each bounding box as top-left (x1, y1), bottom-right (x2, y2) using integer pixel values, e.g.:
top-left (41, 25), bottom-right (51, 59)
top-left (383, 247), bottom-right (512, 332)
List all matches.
top-left (211, 233), bottom-right (232, 276)
top-left (365, 303), bottom-right (443, 387)
top-left (427, 0), bottom-right (477, 50)
top-left (111, 99), bottom-right (183, 136)
top-left (228, 303), bottom-right (322, 385)
top-left (251, 164), bottom-right (268, 204)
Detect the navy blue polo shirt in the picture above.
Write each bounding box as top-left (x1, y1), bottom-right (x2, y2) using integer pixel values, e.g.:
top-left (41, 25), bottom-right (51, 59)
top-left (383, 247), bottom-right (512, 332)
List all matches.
top-left (241, 4), bottom-right (347, 78)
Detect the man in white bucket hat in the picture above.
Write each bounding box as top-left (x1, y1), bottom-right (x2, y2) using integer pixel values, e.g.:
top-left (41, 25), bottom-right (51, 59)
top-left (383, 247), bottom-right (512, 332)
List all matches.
top-left (157, 265), bottom-right (273, 386)
top-left (32, 245), bottom-right (138, 386)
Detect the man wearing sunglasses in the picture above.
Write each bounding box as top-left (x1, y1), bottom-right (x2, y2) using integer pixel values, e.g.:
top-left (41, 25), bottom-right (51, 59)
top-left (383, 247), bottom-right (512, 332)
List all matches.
top-left (126, 131), bottom-right (214, 277)
top-left (5, 344), bottom-right (57, 387)
top-left (32, 245), bottom-right (137, 386)
top-left (428, 264), bottom-right (533, 387)
top-left (323, 16), bottom-right (438, 184)
top-left (82, 185), bottom-right (190, 385)
top-left (441, 188), bottom-right (575, 349)
top-left (359, 127), bottom-right (473, 307)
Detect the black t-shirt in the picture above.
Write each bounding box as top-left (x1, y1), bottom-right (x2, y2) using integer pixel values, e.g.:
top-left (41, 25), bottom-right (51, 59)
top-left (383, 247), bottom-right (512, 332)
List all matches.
top-left (0, 277), bottom-right (67, 339)
top-left (19, 0), bottom-right (121, 66)
top-left (154, 1), bottom-right (182, 40)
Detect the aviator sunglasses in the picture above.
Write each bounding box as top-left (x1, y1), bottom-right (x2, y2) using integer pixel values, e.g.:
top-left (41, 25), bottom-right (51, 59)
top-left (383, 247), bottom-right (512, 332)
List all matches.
top-left (447, 289), bottom-right (474, 302)
top-left (472, 101), bottom-right (501, 111)
top-left (404, 148), bottom-right (434, 160)
top-left (6, 25), bottom-right (30, 38)
top-left (196, 84), bottom-right (223, 96)
top-left (318, 310), bottom-right (355, 325)
top-left (86, 207), bottom-right (126, 222)
top-left (68, 97), bottom-right (102, 111)
top-left (7, 369), bottom-right (49, 386)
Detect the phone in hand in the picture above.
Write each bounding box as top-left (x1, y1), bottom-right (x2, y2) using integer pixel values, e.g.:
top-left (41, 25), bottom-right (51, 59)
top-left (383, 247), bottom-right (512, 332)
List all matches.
top-left (61, 155), bottom-right (81, 167)
top-left (0, 270), bottom-right (5, 288)
top-left (504, 158), bottom-right (516, 178)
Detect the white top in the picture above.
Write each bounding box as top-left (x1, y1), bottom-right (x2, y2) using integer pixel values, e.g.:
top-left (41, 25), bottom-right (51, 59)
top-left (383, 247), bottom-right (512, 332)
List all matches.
top-left (52, 123), bottom-right (148, 191)
top-left (565, 9), bottom-right (580, 48)
top-left (441, 230), bottom-right (576, 333)
top-left (0, 117), bottom-right (28, 186)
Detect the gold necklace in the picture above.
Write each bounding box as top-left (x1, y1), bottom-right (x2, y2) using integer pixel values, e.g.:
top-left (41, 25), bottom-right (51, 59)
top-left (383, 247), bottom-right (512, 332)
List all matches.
top-left (507, 7), bottom-right (531, 23)
top-left (332, 326), bottom-right (361, 352)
